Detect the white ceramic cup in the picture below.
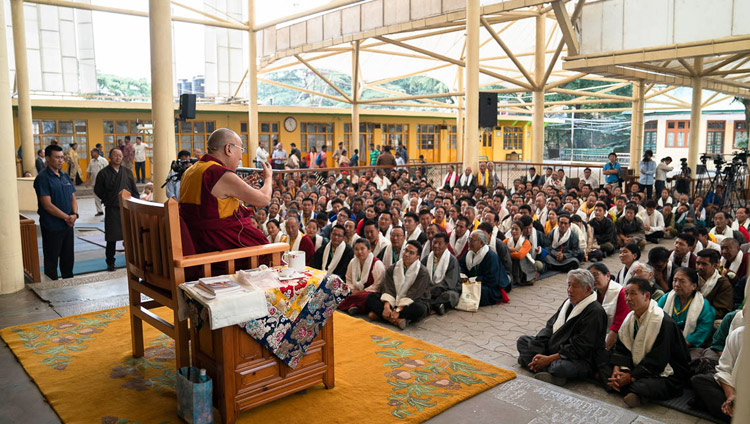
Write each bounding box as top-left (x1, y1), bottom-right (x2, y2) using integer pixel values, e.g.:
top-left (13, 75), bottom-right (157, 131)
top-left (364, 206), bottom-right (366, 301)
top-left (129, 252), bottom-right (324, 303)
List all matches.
top-left (282, 250), bottom-right (306, 273)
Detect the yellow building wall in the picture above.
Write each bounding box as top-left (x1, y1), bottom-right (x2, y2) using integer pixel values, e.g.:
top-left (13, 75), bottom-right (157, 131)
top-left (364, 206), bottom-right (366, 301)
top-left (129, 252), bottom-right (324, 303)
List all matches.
top-left (14, 105), bottom-right (533, 179)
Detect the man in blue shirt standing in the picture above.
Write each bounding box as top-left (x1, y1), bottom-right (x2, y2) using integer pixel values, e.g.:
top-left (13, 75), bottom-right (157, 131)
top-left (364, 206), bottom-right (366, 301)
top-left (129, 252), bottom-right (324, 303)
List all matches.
top-left (603, 152), bottom-right (621, 190)
top-left (34, 144), bottom-right (78, 280)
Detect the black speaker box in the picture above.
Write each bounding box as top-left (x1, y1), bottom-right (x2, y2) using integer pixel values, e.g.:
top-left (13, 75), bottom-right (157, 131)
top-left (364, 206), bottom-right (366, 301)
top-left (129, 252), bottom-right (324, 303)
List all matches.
top-left (180, 93), bottom-right (196, 120)
top-left (478, 92), bottom-right (497, 128)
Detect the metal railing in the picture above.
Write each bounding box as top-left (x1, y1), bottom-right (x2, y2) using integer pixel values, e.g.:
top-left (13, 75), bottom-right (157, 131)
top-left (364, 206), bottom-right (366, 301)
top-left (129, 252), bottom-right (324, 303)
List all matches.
top-left (19, 214), bottom-right (41, 283)
top-left (490, 161), bottom-right (618, 191)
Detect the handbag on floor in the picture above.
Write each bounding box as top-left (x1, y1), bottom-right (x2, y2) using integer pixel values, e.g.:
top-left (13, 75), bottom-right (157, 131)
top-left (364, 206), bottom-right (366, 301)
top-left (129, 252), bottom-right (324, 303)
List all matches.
top-left (176, 366), bottom-right (213, 424)
top-left (455, 276), bottom-right (481, 312)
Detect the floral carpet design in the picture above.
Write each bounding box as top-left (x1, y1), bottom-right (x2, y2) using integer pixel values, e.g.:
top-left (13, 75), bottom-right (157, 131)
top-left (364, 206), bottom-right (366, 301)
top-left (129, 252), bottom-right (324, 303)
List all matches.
top-left (371, 335), bottom-right (501, 419)
top-left (8, 307), bottom-right (127, 370)
top-left (110, 334), bottom-right (177, 392)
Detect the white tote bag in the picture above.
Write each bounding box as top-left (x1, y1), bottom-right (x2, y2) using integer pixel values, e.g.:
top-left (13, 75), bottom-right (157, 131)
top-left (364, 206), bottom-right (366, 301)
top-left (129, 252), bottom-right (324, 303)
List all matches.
top-left (455, 277), bottom-right (481, 312)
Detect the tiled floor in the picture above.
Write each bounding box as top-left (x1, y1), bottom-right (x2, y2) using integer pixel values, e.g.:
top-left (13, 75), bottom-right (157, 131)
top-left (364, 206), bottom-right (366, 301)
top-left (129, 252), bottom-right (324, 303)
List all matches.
top-left (1, 196), bottom-right (713, 424)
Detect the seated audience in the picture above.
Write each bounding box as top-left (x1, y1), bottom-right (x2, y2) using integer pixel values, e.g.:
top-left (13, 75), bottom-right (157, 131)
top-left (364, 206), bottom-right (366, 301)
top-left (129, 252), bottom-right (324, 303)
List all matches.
top-left (506, 221), bottom-right (536, 286)
top-left (589, 263), bottom-right (628, 350)
top-left (517, 269), bottom-right (607, 386)
top-left (691, 326), bottom-right (744, 423)
top-left (638, 200), bottom-right (665, 244)
top-left (543, 214), bottom-right (583, 272)
top-left (478, 222), bottom-right (511, 292)
top-left (340, 238), bottom-right (385, 315)
top-left (421, 232), bottom-right (460, 314)
top-left (285, 216), bottom-right (314, 265)
top-left (366, 241), bottom-right (430, 330)
top-left (311, 224), bottom-right (354, 280)
top-left (602, 277), bottom-right (691, 407)
top-left (657, 267), bottom-right (716, 354)
top-left (720, 238), bottom-right (748, 307)
top-left (667, 233), bottom-right (697, 288)
top-left (449, 215), bottom-right (471, 261)
top-left (589, 203), bottom-right (617, 257)
top-left (459, 230), bottom-right (508, 306)
top-left (695, 249), bottom-right (734, 320)
top-left (616, 204), bottom-right (646, 249)
top-left (379, 226), bottom-right (406, 268)
top-left (710, 211), bottom-right (734, 243)
top-left (615, 243), bottom-right (641, 286)
top-left (363, 219), bottom-right (389, 258)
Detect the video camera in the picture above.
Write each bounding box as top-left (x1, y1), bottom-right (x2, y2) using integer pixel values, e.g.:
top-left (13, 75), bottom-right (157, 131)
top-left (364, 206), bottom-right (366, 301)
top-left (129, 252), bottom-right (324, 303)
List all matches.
top-left (161, 158), bottom-right (198, 188)
top-left (680, 157), bottom-right (691, 176)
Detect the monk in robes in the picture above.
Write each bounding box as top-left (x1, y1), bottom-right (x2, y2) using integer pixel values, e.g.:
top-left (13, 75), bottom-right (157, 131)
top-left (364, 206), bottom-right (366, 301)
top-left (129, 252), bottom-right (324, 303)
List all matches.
top-left (179, 129), bottom-right (272, 262)
top-left (94, 148), bottom-right (138, 271)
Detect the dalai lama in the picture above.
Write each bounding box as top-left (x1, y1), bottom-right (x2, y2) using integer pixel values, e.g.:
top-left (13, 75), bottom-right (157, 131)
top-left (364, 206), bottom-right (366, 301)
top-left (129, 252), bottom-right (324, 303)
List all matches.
top-left (179, 128), bottom-right (272, 256)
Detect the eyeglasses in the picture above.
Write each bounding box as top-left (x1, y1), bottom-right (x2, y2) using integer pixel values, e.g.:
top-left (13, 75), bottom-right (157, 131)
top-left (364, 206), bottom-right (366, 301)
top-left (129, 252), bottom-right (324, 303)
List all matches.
top-left (228, 143), bottom-right (246, 153)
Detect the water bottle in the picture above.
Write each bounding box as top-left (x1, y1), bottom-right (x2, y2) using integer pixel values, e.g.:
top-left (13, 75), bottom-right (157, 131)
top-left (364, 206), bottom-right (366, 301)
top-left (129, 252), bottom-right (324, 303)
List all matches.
top-left (199, 368), bottom-right (207, 383)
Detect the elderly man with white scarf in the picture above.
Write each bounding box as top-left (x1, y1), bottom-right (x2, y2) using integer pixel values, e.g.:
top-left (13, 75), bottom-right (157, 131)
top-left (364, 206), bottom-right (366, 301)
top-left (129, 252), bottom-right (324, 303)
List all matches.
top-left (421, 232), bottom-right (460, 315)
top-left (601, 277), bottom-right (691, 408)
top-left (311, 224), bottom-right (354, 281)
top-left (366, 240), bottom-right (431, 330)
top-left (459, 230), bottom-right (508, 307)
top-left (516, 269), bottom-right (607, 386)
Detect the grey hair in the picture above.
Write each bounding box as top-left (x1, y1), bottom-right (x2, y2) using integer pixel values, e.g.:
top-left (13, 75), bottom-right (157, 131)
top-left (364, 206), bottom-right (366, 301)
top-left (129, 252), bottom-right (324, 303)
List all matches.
top-left (567, 269), bottom-right (595, 292)
top-left (631, 262), bottom-right (656, 286)
top-left (471, 229), bottom-right (487, 244)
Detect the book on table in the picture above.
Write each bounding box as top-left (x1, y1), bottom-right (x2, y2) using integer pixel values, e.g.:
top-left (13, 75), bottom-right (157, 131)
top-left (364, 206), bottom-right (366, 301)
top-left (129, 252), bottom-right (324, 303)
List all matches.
top-left (196, 278), bottom-right (241, 296)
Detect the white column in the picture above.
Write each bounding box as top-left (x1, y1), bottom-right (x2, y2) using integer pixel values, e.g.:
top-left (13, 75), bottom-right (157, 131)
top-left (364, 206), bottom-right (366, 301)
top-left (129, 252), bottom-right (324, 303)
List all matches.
top-left (629, 80), bottom-right (644, 173)
top-left (464, 0), bottom-right (480, 171)
top-left (530, 13), bottom-right (545, 165)
top-left (247, 0), bottom-right (259, 161)
top-left (10, 0), bottom-right (35, 176)
top-left (687, 58), bottom-right (704, 174)
top-left (457, 66), bottom-right (464, 163)
top-left (0, 2), bottom-right (25, 294)
top-left (351, 41), bottom-right (360, 163)
top-left (149, 0), bottom-right (177, 203)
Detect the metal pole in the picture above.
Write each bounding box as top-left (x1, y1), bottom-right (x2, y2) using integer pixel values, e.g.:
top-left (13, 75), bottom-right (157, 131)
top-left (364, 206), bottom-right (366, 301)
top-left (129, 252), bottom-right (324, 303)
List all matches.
top-left (248, 0), bottom-right (259, 163)
top-left (10, 0), bottom-right (35, 176)
top-left (629, 80), bottom-right (644, 172)
top-left (687, 58), bottom-right (704, 174)
top-left (0, 1), bottom-right (25, 294)
top-left (531, 12), bottom-right (545, 164)
top-left (149, 0), bottom-right (176, 203)
top-left (464, 0), bottom-right (480, 171)
top-left (351, 41), bottom-right (360, 164)
top-left (457, 66), bottom-right (464, 163)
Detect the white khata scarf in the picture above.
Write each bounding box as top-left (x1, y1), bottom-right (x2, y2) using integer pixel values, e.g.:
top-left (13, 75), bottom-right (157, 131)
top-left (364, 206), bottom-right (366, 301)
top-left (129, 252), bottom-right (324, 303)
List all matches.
top-left (601, 280), bottom-right (623, 329)
top-left (372, 233), bottom-right (390, 257)
top-left (535, 206), bottom-right (548, 226)
top-left (619, 300), bottom-right (674, 376)
top-left (551, 227), bottom-right (571, 249)
top-left (321, 241), bottom-right (346, 273)
top-left (616, 261), bottom-right (641, 286)
top-left (460, 173), bottom-right (474, 186)
top-left (658, 196), bottom-right (673, 208)
top-left (526, 170), bottom-right (536, 184)
top-left (552, 292), bottom-right (597, 333)
top-left (393, 259), bottom-right (421, 305)
top-left (721, 250), bottom-right (744, 274)
top-left (407, 226), bottom-right (422, 242)
top-left (420, 239), bottom-right (431, 261)
top-left (666, 252), bottom-right (691, 278)
top-left (347, 233), bottom-right (361, 246)
top-left (382, 242), bottom-right (405, 269)
top-left (465, 245), bottom-right (489, 270)
top-left (427, 249), bottom-right (450, 285)
top-left (700, 269), bottom-right (721, 297)
top-left (732, 219), bottom-right (750, 231)
top-left (268, 232), bottom-right (285, 243)
top-left (710, 225), bottom-right (733, 241)
top-left (662, 290), bottom-right (705, 339)
top-left (289, 233), bottom-right (302, 252)
top-left (507, 234), bottom-right (535, 263)
top-left (313, 235), bottom-right (324, 251)
top-left (352, 252), bottom-right (374, 291)
top-left (488, 226), bottom-right (499, 252)
top-left (449, 231), bottom-right (469, 256)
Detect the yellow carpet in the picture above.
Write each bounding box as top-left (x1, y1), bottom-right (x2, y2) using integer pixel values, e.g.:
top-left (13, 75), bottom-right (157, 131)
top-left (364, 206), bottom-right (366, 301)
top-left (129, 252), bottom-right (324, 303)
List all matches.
top-left (1, 308), bottom-right (515, 424)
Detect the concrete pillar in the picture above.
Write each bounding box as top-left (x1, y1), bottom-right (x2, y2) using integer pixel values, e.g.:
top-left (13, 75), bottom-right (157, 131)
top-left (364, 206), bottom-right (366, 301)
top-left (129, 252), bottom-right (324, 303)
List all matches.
top-left (687, 58), bottom-right (704, 174)
top-left (351, 41), bottom-right (360, 162)
top-left (629, 80), bottom-right (644, 173)
top-left (464, 0), bottom-right (480, 171)
top-left (149, 0), bottom-right (176, 203)
top-left (530, 13), bottom-right (545, 165)
top-left (10, 0), bottom-right (35, 176)
top-left (457, 66), bottom-right (464, 163)
top-left (0, 3), bottom-right (25, 294)
top-left (247, 0), bottom-right (260, 161)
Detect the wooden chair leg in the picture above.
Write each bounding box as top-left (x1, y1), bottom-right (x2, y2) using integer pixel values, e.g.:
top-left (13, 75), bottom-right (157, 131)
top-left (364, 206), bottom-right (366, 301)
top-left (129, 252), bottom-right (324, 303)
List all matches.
top-left (174, 313), bottom-right (191, 369)
top-left (128, 284), bottom-right (144, 359)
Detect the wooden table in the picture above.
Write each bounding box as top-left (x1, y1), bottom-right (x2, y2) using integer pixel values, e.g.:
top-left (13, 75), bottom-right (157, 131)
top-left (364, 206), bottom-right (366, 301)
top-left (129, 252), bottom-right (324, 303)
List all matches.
top-left (187, 269), bottom-right (343, 424)
top-left (191, 319), bottom-right (334, 424)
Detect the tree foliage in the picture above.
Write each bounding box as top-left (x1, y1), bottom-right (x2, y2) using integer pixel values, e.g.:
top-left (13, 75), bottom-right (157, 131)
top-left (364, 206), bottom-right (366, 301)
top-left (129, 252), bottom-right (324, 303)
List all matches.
top-left (97, 73), bottom-right (151, 98)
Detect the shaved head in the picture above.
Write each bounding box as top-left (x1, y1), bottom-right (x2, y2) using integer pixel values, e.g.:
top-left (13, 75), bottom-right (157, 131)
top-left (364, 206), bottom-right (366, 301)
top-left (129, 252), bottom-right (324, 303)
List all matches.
top-left (207, 128), bottom-right (240, 153)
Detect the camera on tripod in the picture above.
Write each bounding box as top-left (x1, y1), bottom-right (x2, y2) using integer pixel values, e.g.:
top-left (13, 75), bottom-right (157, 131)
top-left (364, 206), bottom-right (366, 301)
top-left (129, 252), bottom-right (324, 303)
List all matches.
top-left (680, 157), bottom-right (691, 176)
top-left (733, 149), bottom-right (748, 163)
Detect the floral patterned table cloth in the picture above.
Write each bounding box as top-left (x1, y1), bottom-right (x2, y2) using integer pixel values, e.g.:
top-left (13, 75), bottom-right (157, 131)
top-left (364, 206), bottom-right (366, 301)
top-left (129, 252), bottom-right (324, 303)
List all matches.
top-left (182, 268), bottom-right (349, 369)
